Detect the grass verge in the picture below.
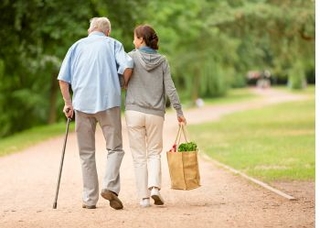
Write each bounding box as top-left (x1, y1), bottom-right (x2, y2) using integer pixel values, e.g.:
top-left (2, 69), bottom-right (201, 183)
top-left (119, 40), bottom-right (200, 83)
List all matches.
top-left (0, 121), bottom-right (75, 157)
top-left (0, 86), bottom-right (315, 183)
top-left (188, 87), bottom-right (315, 182)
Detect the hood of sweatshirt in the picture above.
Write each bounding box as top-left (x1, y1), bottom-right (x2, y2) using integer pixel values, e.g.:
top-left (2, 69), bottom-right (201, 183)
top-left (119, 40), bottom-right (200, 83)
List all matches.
top-left (134, 49), bottom-right (166, 72)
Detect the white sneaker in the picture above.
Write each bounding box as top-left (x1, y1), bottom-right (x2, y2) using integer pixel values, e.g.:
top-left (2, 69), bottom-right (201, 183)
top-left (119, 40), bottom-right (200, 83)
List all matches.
top-left (140, 198), bottom-right (151, 208)
top-left (151, 188), bottom-right (164, 205)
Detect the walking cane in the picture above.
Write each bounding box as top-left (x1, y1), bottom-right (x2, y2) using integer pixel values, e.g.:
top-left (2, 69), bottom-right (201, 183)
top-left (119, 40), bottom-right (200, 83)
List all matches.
top-left (53, 117), bottom-right (71, 209)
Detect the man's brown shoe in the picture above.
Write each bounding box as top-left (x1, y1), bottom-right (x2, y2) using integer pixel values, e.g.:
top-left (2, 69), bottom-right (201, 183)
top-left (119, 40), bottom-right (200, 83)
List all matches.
top-left (82, 204), bottom-right (96, 209)
top-left (101, 190), bottom-right (123, 210)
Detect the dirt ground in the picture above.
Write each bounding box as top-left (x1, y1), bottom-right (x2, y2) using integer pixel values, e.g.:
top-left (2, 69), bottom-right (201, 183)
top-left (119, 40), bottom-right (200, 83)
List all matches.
top-left (0, 88), bottom-right (315, 228)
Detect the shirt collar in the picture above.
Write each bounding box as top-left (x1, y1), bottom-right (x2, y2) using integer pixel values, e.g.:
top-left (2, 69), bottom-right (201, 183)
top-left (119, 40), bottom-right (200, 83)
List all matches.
top-left (89, 31), bottom-right (106, 37)
top-left (139, 46), bottom-right (157, 54)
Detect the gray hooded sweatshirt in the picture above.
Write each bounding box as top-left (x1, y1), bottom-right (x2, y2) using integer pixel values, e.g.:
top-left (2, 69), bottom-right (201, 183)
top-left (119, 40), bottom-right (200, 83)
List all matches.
top-left (125, 48), bottom-right (183, 118)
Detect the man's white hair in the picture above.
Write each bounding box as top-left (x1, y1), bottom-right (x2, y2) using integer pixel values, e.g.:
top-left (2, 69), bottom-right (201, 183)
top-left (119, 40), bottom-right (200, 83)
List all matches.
top-left (88, 17), bottom-right (111, 34)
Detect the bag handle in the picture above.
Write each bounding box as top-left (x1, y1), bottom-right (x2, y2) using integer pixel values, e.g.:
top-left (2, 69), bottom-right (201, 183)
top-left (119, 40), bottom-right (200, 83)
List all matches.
top-left (174, 123), bottom-right (189, 145)
top-left (169, 123), bottom-right (189, 152)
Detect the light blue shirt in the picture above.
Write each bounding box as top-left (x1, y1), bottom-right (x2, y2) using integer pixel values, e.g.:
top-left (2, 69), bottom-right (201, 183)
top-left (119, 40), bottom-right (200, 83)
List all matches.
top-left (57, 31), bottom-right (133, 113)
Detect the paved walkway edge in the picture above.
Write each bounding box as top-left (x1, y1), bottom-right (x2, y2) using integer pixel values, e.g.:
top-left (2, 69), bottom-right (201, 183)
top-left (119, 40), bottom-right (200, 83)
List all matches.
top-left (201, 153), bottom-right (296, 200)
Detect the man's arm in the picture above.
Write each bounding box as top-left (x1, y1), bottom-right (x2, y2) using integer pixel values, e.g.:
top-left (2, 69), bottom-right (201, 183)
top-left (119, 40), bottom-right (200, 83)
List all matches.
top-left (58, 80), bottom-right (73, 118)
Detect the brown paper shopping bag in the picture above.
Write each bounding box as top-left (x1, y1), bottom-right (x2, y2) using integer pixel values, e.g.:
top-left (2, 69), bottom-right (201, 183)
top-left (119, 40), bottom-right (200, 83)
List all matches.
top-left (166, 124), bottom-right (201, 190)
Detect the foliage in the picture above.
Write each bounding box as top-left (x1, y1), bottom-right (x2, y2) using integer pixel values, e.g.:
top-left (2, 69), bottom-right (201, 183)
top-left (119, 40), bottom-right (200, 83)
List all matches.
top-left (206, 0), bottom-right (315, 89)
top-left (0, 0), bottom-right (315, 137)
top-left (0, 0), bottom-right (93, 136)
top-left (0, 0), bottom-right (146, 137)
top-left (178, 142), bottom-right (198, 152)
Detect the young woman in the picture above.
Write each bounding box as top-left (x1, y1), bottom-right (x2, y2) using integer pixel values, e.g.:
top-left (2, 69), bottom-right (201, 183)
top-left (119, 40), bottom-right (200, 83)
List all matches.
top-left (125, 25), bottom-right (187, 207)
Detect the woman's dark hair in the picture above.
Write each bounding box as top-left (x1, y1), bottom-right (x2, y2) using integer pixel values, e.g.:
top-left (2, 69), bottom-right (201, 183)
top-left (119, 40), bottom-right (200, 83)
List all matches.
top-left (134, 25), bottom-right (159, 50)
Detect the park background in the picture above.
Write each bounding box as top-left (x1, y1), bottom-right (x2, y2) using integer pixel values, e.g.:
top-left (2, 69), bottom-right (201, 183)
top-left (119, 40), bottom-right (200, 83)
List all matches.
top-left (0, 2), bottom-right (315, 226)
top-left (0, 0), bottom-right (315, 138)
top-left (0, 0), bottom-right (315, 194)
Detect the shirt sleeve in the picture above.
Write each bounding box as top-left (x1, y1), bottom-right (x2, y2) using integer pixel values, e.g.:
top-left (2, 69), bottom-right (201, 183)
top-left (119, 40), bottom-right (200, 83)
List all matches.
top-left (114, 41), bottom-right (134, 75)
top-left (57, 47), bottom-right (73, 83)
top-left (163, 59), bottom-right (184, 116)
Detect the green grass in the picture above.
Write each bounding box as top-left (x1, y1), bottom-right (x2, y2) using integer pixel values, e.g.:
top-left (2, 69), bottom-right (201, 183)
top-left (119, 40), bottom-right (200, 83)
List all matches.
top-left (188, 87), bottom-right (315, 182)
top-left (182, 87), bottom-right (259, 108)
top-left (0, 86), bottom-right (315, 183)
top-left (203, 87), bottom-right (259, 105)
top-left (0, 121), bottom-right (75, 156)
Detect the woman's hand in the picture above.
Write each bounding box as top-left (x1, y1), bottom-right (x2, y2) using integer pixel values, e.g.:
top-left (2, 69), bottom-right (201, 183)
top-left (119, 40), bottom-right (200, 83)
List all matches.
top-left (178, 115), bottom-right (187, 125)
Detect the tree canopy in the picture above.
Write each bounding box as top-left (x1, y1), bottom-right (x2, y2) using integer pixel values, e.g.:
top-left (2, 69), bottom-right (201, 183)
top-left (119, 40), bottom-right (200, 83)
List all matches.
top-left (0, 0), bottom-right (314, 137)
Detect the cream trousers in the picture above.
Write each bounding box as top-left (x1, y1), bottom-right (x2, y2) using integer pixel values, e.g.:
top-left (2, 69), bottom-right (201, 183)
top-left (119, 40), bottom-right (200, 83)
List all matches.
top-left (125, 110), bottom-right (164, 199)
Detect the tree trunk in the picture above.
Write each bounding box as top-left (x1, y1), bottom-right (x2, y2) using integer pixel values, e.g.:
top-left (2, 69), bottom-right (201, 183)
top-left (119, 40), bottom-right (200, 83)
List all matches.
top-left (192, 68), bottom-right (200, 105)
top-left (48, 71), bottom-right (58, 124)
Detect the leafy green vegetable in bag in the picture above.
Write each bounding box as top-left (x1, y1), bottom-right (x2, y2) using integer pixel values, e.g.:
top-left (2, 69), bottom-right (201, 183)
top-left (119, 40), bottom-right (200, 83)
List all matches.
top-left (178, 142), bottom-right (197, 152)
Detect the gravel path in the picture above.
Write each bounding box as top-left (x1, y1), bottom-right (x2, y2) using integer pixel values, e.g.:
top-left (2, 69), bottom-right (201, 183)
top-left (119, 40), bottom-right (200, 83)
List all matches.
top-left (0, 88), bottom-right (314, 228)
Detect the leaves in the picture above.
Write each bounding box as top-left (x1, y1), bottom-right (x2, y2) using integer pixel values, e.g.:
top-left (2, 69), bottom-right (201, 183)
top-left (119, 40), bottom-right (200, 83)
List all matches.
top-left (178, 142), bottom-right (198, 152)
top-left (0, 0), bottom-right (315, 137)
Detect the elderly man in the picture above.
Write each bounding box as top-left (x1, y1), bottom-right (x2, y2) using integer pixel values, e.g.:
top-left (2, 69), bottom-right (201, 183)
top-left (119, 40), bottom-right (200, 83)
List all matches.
top-left (57, 17), bottom-right (133, 210)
